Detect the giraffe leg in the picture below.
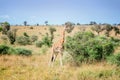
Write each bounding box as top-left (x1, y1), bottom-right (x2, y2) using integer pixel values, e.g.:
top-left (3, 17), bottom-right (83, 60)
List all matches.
top-left (51, 54), bottom-right (54, 62)
top-left (49, 47), bottom-right (54, 66)
top-left (59, 52), bottom-right (63, 66)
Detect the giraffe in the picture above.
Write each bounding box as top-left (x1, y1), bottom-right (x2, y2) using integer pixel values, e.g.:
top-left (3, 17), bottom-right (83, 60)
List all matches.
top-left (50, 26), bottom-right (66, 66)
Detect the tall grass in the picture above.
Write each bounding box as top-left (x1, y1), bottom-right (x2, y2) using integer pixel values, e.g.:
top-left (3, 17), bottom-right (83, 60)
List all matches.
top-left (0, 55), bottom-right (120, 80)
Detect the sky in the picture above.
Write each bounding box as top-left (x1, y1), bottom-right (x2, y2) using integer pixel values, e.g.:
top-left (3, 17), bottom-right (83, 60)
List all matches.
top-left (0, 0), bottom-right (120, 25)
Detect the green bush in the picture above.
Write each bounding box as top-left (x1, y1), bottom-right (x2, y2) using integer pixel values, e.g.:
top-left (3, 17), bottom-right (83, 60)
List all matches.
top-left (39, 45), bottom-right (49, 55)
top-left (0, 45), bottom-right (18, 55)
top-left (16, 48), bottom-right (32, 56)
top-left (7, 29), bottom-right (17, 44)
top-left (1, 22), bottom-right (10, 34)
top-left (0, 26), bottom-right (2, 32)
top-left (35, 41), bottom-right (43, 47)
top-left (49, 27), bottom-right (56, 42)
top-left (91, 25), bottom-right (104, 35)
top-left (65, 31), bottom-right (114, 64)
top-left (30, 35), bottom-right (38, 42)
top-left (110, 37), bottom-right (120, 46)
top-left (23, 32), bottom-right (29, 37)
top-left (107, 53), bottom-right (120, 66)
top-left (1, 35), bottom-right (8, 44)
top-left (0, 45), bottom-right (32, 56)
top-left (41, 33), bottom-right (52, 47)
top-left (16, 36), bottom-right (31, 45)
top-left (103, 24), bottom-right (113, 37)
top-left (0, 45), bottom-right (10, 55)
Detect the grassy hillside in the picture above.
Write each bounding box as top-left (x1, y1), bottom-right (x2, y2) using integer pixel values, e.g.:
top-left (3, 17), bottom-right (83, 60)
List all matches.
top-left (0, 25), bottom-right (120, 80)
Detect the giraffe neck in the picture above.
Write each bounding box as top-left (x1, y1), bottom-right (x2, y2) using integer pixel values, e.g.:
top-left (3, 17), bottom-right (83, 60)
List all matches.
top-left (61, 28), bottom-right (65, 45)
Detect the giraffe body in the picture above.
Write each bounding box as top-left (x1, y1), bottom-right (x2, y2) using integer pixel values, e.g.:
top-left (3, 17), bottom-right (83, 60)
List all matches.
top-left (50, 27), bottom-right (65, 66)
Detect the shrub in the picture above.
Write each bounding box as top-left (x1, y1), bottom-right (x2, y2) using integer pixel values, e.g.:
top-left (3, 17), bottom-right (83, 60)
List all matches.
top-left (113, 26), bottom-right (120, 36)
top-left (41, 33), bottom-right (52, 47)
top-left (103, 24), bottom-right (113, 37)
top-left (7, 29), bottom-right (17, 44)
top-left (65, 31), bottom-right (114, 65)
top-left (0, 26), bottom-right (2, 32)
top-left (30, 35), bottom-right (38, 42)
top-left (107, 53), bottom-right (120, 66)
top-left (0, 45), bottom-right (32, 56)
top-left (91, 25), bottom-right (104, 35)
top-left (0, 45), bottom-right (10, 55)
top-left (16, 36), bottom-right (31, 45)
top-left (65, 21), bottom-right (74, 33)
top-left (1, 22), bottom-right (10, 35)
top-left (0, 45), bottom-right (18, 55)
top-left (23, 32), bottom-right (29, 37)
top-left (49, 27), bottom-right (56, 41)
top-left (110, 37), bottom-right (120, 46)
top-left (1, 35), bottom-right (8, 44)
top-left (39, 45), bottom-right (49, 55)
top-left (30, 26), bottom-right (33, 29)
top-left (35, 41), bottom-right (43, 47)
top-left (8, 47), bottom-right (17, 55)
top-left (16, 48), bottom-right (32, 56)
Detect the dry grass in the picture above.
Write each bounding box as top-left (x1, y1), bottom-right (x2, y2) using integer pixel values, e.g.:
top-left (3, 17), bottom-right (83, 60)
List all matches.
top-left (0, 55), bottom-right (120, 80)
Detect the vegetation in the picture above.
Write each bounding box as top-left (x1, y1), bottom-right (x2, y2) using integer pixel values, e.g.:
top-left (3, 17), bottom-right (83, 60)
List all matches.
top-left (16, 36), bottom-right (31, 45)
top-left (49, 27), bottom-right (56, 42)
top-left (0, 35), bottom-right (8, 44)
top-left (41, 33), bottom-right (52, 47)
top-left (104, 24), bottom-right (113, 37)
top-left (1, 22), bottom-right (10, 34)
top-left (30, 35), bottom-right (38, 42)
top-left (65, 21), bottom-right (74, 33)
top-left (77, 23), bottom-right (80, 25)
top-left (91, 24), bottom-right (104, 35)
top-left (1, 24), bottom-right (120, 80)
top-left (0, 44), bottom-right (32, 56)
top-left (0, 26), bottom-right (2, 32)
top-left (23, 32), bottom-right (29, 37)
top-left (113, 26), bottom-right (120, 36)
top-left (30, 26), bottom-right (33, 29)
top-left (24, 21), bottom-right (27, 26)
top-left (0, 44), bottom-right (10, 55)
top-left (16, 48), bottom-right (32, 56)
top-left (107, 53), bottom-right (120, 66)
top-left (45, 21), bottom-right (48, 25)
top-left (39, 45), bottom-right (49, 55)
top-left (65, 31), bottom-right (115, 65)
top-left (7, 29), bottom-right (17, 44)
top-left (90, 21), bottom-right (97, 25)
top-left (35, 41), bottom-right (43, 47)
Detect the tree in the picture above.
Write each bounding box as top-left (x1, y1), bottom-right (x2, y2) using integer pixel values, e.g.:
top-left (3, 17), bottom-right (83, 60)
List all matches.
top-left (65, 21), bottom-right (74, 33)
top-left (77, 23), bottom-right (80, 25)
top-left (49, 27), bottom-right (56, 42)
top-left (1, 22), bottom-right (10, 34)
top-left (36, 23), bottom-right (39, 26)
top-left (65, 31), bottom-right (114, 65)
top-left (113, 26), bottom-right (120, 36)
top-left (90, 21), bottom-right (97, 25)
top-left (7, 29), bottom-right (17, 44)
top-left (45, 21), bottom-right (48, 26)
top-left (24, 21), bottom-right (27, 26)
top-left (104, 24), bottom-right (113, 37)
top-left (91, 24), bottom-right (104, 35)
